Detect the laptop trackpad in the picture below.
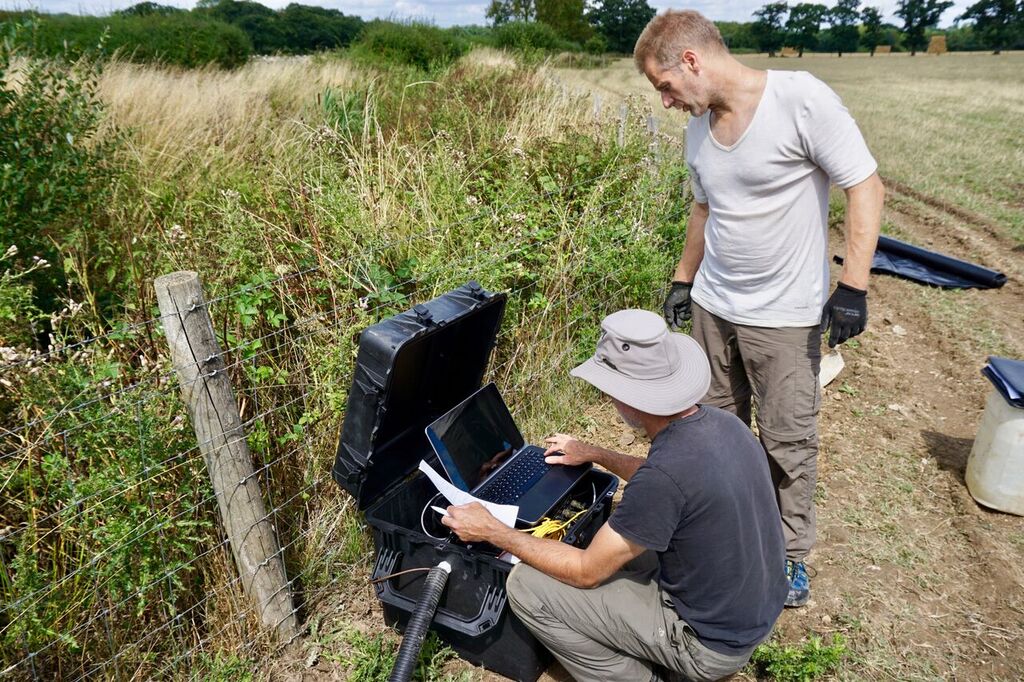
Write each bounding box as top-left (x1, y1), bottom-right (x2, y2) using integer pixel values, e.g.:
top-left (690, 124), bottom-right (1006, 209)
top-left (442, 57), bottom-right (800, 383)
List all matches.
top-left (516, 464), bottom-right (591, 526)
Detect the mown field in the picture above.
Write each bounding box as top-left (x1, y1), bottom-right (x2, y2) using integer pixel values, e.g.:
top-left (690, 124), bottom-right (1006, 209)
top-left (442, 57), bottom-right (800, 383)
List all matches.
top-left (2, 41), bottom-right (1023, 681)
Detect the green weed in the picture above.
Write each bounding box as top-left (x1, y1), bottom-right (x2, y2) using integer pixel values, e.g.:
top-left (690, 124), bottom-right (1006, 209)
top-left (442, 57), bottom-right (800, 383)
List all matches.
top-left (838, 382), bottom-right (858, 397)
top-left (345, 629), bottom-right (456, 682)
top-left (191, 652), bottom-right (256, 681)
top-left (750, 633), bottom-right (848, 681)
top-left (0, 21), bottom-right (122, 315)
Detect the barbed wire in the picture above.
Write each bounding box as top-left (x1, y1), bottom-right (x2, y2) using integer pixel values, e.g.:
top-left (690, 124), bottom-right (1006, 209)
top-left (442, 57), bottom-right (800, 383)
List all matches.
top-left (10, 454), bottom-right (319, 682)
top-left (65, 475), bottom-right (327, 682)
top-left (0, 393), bottom-right (312, 621)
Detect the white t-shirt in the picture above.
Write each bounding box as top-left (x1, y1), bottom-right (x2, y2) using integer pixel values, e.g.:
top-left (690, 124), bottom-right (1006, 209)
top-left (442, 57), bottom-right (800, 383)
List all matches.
top-left (685, 70), bottom-right (877, 327)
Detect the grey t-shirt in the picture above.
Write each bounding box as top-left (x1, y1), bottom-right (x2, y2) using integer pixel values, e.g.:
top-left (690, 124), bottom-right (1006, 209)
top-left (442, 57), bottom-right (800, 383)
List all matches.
top-left (609, 406), bottom-right (788, 655)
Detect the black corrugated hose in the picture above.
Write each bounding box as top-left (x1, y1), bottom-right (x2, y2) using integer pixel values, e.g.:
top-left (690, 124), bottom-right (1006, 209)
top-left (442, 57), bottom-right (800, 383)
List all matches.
top-left (388, 559), bottom-right (453, 682)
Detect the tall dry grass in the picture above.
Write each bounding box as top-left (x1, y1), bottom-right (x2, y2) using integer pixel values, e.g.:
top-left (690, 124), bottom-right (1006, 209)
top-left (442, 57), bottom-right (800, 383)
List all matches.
top-left (98, 56), bottom-right (361, 180)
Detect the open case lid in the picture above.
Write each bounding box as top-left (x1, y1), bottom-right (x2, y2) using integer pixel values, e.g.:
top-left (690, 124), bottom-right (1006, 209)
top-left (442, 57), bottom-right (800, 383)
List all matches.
top-left (333, 282), bottom-right (507, 509)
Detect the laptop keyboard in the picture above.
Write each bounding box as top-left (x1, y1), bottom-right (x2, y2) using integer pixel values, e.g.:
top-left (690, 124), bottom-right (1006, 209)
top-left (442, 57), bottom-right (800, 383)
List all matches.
top-left (477, 446), bottom-right (550, 505)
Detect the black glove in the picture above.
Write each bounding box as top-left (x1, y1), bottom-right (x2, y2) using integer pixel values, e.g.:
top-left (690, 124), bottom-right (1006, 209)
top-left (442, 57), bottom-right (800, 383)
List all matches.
top-left (663, 281), bottom-right (693, 329)
top-left (821, 282), bottom-right (867, 348)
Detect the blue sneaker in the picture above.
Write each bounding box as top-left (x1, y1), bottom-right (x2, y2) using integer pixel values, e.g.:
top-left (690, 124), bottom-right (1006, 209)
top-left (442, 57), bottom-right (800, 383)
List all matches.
top-left (785, 560), bottom-right (810, 607)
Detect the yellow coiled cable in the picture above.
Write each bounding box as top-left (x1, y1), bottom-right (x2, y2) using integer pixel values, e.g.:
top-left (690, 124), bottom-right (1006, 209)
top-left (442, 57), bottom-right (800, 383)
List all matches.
top-left (519, 508), bottom-right (588, 540)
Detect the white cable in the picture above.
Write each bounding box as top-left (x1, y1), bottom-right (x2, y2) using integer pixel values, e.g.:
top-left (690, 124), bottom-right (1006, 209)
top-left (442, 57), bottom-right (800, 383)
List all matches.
top-left (420, 492), bottom-right (450, 541)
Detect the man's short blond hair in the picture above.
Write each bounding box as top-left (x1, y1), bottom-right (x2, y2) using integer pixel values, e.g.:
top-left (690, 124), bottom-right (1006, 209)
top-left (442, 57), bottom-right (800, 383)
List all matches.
top-left (633, 9), bottom-right (727, 72)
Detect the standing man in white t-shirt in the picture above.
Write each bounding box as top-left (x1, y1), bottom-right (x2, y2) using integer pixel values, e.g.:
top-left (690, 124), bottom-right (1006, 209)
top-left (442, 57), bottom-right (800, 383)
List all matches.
top-left (634, 9), bottom-right (885, 607)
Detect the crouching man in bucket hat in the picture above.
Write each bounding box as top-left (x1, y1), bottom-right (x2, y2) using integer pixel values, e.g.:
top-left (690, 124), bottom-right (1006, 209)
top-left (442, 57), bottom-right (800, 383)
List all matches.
top-left (441, 310), bottom-right (787, 682)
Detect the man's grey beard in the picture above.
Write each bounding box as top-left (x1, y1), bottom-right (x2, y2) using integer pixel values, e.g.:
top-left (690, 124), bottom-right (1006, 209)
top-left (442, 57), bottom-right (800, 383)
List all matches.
top-left (615, 404), bottom-right (645, 434)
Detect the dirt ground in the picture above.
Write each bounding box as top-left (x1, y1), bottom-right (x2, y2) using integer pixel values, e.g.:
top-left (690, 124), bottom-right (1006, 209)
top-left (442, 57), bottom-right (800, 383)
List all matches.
top-left (270, 57), bottom-right (1024, 682)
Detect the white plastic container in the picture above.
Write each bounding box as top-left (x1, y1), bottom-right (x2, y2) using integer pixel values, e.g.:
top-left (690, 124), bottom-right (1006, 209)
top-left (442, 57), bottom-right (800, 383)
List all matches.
top-left (966, 389), bottom-right (1024, 516)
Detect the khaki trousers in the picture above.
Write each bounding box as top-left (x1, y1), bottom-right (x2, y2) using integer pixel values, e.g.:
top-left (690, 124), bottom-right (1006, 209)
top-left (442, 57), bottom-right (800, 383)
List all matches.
top-left (507, 553), bottom-right (752, 682)
top-left (690, 303), bottom-right (821, 562)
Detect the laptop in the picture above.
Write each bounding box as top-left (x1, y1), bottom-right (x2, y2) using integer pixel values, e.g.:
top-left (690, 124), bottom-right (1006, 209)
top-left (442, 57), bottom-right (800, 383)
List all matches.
top-left (425, 383), bottom-right (591, 526)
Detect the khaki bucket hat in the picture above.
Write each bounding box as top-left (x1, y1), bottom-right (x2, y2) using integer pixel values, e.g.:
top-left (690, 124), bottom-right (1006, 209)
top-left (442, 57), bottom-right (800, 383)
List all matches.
top-left (570, 309), bottom-right (711, 416)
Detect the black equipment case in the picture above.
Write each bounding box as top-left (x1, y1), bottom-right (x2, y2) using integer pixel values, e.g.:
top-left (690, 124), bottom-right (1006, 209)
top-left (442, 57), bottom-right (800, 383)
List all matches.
top-left (332, 282), bottom-right (619, 681)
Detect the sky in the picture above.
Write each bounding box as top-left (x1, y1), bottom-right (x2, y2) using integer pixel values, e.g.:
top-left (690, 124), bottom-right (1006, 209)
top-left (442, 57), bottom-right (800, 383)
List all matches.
top-left (8, 0), bottom-right (973, 29)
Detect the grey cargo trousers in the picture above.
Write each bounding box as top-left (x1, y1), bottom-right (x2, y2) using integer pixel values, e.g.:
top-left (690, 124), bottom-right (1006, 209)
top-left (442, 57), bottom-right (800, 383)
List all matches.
top-left (507, 553), bottom-right (752, 681)
top-left (691, 303), bottom-right (822, 562)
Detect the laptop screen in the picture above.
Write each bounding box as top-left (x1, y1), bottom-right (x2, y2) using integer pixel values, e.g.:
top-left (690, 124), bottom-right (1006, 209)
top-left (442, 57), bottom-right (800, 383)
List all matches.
top-left (425, 383), bottom-right (525, 491)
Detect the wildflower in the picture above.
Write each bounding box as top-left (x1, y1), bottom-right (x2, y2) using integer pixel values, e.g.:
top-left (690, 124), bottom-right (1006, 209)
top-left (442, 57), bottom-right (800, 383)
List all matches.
top-left (3, 245), bottom-right (16, 258)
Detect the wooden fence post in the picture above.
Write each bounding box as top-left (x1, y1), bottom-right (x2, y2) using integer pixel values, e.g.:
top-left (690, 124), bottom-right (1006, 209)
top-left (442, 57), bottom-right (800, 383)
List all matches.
top-left (646, 114), bottom-right (660, 160)
top-left (155, 271), bottom-right (298, 641)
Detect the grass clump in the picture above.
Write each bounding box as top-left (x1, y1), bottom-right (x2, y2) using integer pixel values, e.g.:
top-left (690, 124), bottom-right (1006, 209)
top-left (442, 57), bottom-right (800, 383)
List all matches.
top-left (345, 629), bottom-right (456, 681)
top-left (750, 633), bottom-right (847, 681)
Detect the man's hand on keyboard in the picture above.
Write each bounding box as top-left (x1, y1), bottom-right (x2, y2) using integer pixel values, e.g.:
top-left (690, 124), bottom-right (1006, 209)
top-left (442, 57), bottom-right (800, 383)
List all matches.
top-left (543, 433), bottom-right (588, 466)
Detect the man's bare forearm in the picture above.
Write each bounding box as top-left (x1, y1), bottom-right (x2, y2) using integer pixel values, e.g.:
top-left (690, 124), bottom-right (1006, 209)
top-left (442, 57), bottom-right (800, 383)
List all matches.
top-left (673, 201), bottom-right (708, 282)
top-left (488, 526), bottom-right (593, 587)
top-left (841, 174), bottom-right (884, 290)
top-left (575, 441), bottom-right (645, 481)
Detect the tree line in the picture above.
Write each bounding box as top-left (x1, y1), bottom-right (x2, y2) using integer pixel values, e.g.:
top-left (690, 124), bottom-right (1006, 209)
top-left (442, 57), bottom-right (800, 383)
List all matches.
top-left (3, 0), bottom-right (1020, 71)
top-left (486, 0), bottom-right (1023, 56)
top-left (750, 0), bottom-right (1024, 56)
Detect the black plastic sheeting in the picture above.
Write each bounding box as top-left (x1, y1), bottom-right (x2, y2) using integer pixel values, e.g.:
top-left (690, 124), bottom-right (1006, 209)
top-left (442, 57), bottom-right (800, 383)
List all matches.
top-left (983, 356), bottom-right (1024, 409)
top-left (834, 235), bottom-right (1007, 289)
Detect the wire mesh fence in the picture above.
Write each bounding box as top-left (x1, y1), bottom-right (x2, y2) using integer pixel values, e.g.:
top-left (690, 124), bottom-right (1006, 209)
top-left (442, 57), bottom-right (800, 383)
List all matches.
top-left (0, 140), bottom-right (690, 679)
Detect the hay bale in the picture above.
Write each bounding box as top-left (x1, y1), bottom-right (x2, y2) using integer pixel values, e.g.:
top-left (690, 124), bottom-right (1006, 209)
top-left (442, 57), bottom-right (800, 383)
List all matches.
top-left (927, 35), bottom-right (947, 55)
top-left (875, 45), bottom-right (892, 54)
top-left (781, 46), bottom-right (798, 57)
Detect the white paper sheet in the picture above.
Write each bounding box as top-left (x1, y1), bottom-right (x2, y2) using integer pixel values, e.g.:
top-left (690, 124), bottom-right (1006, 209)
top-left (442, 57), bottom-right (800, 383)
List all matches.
top-left (417, 460), bottom-right (519, 528)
